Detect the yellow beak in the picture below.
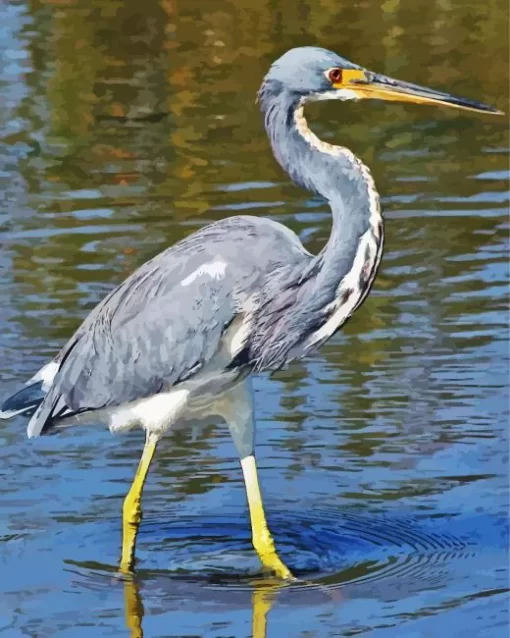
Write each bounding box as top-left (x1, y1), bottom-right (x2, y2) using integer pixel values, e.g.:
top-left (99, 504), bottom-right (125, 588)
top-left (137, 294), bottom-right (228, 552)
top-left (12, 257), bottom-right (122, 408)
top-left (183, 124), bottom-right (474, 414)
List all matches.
top-left (333, 69), bottom-right (503, 116)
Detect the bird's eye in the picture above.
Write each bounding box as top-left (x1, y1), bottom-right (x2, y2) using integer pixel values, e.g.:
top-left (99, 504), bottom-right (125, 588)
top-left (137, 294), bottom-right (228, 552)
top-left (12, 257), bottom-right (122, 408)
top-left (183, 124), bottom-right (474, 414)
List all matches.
top-left (328, 68), bottom-right (343, 83)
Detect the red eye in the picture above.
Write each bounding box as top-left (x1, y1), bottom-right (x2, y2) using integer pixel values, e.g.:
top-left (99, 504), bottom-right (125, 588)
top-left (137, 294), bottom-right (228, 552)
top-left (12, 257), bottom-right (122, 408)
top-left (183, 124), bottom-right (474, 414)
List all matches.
top-left (328, 68), bottom-right (343, 83)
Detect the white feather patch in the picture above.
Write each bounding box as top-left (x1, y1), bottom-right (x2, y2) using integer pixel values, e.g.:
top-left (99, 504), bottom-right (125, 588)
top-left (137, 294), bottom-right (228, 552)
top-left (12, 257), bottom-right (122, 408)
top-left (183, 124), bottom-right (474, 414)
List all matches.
top-left (311, 88), bottom-right (360, 102)
top-left (108, 389), bottom-right (190, 435)
top-left (308, 230), bottom-right (378, 346)
top-left (223, 314), bottom-right (252, 358)
top-left (181, 260), bottom-right (227, 287)
top-left (28, 360), bottom-right (59, 391)
top-left (0, 407), bottom-right (25, 420)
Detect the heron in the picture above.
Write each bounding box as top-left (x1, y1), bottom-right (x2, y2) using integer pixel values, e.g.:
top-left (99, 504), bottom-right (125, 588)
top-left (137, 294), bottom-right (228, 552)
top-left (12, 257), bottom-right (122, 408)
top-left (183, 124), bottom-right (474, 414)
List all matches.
top-left (1, 47), bottom-right (500, 581)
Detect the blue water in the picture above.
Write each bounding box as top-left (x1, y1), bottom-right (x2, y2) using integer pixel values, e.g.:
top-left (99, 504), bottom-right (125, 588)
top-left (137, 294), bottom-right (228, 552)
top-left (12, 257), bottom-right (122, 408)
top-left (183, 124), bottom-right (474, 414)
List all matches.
top-left (1, 0), bottom-right (509, 636)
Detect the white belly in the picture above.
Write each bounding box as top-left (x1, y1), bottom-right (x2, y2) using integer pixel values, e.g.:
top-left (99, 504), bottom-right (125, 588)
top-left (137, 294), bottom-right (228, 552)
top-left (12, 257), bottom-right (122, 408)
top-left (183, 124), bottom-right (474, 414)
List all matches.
top-left (57, 331), bottom-right (247, 437)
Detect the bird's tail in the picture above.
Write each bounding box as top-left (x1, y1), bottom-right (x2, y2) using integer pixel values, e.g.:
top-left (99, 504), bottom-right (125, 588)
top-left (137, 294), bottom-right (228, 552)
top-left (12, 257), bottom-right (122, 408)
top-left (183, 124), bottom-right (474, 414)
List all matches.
top-left (0, 382), bottom-right (46, 420)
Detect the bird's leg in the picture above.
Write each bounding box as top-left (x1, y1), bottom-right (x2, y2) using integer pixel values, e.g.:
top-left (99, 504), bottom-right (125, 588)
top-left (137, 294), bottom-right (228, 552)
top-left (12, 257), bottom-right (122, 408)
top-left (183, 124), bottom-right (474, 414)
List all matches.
top-left (241, 454), bottom-right (293, 580)
top-left (120, 431), bottom-right (158, 573)
top-left (220, 380), bottom-right (293, 580)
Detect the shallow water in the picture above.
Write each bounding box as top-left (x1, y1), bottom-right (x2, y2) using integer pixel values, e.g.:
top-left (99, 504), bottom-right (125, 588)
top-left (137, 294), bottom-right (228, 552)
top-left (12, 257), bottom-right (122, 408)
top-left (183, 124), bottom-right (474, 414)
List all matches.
top-left (0, 0), bottom-right (509, 636)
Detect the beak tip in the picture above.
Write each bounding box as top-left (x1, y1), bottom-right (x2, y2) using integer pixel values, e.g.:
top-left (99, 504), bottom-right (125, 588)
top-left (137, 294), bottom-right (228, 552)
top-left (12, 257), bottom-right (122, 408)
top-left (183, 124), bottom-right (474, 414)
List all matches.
top-left (484, 106), bottom-right (505, 117)
top-left (481, 103), bottom-right (504, 116)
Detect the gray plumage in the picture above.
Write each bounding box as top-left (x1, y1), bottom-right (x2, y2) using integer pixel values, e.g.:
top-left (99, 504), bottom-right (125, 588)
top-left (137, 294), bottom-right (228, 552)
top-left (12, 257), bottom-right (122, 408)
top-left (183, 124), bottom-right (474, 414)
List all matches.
top-left (35, 216), bottom-right (314, 430)
top-left (1, 47), bottom-right (386, 440)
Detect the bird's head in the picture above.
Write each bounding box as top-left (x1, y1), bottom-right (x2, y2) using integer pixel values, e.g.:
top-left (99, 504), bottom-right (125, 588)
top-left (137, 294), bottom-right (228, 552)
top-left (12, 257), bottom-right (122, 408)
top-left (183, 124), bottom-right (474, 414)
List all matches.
top-left (259, 46), bottom-right (502, 115)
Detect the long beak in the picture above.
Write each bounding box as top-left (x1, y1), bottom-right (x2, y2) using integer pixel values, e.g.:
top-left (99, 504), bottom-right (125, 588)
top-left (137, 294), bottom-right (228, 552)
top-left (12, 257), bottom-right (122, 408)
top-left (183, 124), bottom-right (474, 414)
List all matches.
top-left (334, 70), bottom-right (502, 115)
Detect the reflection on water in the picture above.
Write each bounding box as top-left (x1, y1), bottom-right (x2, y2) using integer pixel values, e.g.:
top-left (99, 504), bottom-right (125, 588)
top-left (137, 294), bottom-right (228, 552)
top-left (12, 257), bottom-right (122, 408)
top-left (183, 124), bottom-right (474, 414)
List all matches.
top-left (0, 0), bottom-right (508, 636)
top-left (124, 577), bottom-right (144, 638)
top-left (127, 577), bottom-right (286, 638)
top-left (123, 575), bottom-right (282, 638)
top-left (121, 578), bottom-right (305, 638)
top-left (64, 509), bottom-right (507, 637)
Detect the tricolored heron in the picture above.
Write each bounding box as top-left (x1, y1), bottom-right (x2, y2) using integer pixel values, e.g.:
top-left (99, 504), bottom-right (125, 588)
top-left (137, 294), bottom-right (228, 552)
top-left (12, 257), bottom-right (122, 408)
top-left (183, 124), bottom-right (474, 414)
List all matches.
top-left (0, 47), bottom-right (500, 580)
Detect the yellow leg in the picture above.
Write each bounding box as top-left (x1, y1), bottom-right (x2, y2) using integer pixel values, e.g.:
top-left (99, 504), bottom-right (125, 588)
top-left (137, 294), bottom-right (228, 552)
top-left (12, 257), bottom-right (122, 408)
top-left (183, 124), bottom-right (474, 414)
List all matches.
top-left (120, 433), bottom-right (158, 573)
top-left (240, 455), bottom-right (294, 580)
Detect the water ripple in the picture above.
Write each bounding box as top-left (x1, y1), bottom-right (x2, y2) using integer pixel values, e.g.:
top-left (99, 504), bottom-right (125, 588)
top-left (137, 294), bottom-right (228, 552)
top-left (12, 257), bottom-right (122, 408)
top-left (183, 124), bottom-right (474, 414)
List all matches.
top-left (61, 509), bottom-right (501, 596)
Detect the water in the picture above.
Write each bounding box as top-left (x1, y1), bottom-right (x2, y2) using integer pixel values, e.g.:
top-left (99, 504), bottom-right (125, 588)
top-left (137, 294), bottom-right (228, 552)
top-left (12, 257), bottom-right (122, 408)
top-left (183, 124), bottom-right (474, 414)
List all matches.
top-left (0, 0), bottom-right (508, 636)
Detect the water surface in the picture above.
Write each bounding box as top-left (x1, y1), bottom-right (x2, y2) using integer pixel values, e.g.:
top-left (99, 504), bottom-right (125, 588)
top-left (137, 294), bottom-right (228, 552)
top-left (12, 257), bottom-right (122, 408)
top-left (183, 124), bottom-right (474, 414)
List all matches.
top-left (0, 0), bottom-right (509, 636)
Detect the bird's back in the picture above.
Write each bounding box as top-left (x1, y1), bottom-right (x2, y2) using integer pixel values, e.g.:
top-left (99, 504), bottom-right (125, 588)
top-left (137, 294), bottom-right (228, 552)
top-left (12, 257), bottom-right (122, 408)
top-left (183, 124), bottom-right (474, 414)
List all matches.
top-left (24, 215), bottom-right (313, 435)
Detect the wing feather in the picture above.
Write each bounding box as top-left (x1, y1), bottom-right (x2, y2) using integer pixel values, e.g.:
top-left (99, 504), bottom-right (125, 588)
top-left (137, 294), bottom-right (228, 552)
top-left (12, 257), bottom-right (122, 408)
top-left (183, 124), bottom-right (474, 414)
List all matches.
top-left (29, 263), bottom-right (255, 435)
top-left (27, 215), bottom-right (310, 436)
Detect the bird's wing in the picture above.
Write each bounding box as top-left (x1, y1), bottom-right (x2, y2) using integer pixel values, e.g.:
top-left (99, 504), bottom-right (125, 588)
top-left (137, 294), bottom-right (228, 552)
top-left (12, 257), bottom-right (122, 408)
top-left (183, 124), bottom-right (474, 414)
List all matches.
top-left (26, 215), bottom-right (312, 436)
top-left (28, 241), bottom-right (262, 436)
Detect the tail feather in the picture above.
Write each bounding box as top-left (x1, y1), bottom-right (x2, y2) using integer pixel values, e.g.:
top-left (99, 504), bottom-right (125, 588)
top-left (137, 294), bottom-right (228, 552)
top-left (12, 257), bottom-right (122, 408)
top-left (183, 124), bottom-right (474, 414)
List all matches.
top-left (0, 382), bottom-right (46, 420)
top-left (27, 390), bottom-right (69, 438)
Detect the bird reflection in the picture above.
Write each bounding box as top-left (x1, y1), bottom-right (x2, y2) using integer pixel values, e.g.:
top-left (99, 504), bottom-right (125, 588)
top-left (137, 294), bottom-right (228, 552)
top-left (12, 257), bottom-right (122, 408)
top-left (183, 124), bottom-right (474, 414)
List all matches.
top-left (251, 578), bottom-right (283, 638)
top-left (123, 577), bottom-right (144, 638)
top-left (122, 575), bottom-right (282, 638)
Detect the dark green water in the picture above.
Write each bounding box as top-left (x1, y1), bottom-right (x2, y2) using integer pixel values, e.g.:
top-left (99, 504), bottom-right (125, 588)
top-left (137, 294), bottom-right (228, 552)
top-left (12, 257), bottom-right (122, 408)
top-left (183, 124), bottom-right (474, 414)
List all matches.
top-left (0, 1), bottom-right (508, 636)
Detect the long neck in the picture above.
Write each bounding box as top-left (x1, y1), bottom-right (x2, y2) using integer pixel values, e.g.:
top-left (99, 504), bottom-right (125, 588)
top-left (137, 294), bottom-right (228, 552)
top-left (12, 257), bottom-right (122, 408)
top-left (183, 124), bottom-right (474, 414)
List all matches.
top-left (261, 89), bottom-right (382, 295)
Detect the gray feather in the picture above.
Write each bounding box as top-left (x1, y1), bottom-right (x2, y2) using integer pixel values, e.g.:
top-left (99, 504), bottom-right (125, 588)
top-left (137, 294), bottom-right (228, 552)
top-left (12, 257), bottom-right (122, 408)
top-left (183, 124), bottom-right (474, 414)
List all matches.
top-left (28, 215), bottom-right (311, 435)
top-left (23, 46), bottom-right (386, 436)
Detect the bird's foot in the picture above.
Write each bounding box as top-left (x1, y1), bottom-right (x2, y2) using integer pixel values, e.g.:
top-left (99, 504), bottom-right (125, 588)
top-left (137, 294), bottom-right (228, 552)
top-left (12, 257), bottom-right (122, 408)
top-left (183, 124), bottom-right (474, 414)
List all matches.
top-left (255, 541), bottom-right (295, 580)
top-left (262, 555), bottom-right (295, 581)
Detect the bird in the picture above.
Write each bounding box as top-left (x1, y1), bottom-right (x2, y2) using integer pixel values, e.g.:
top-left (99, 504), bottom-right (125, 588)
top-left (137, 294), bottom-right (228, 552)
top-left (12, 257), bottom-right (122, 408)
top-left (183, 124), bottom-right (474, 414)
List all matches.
top-left (0, 47), bottom-right (500, 581)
